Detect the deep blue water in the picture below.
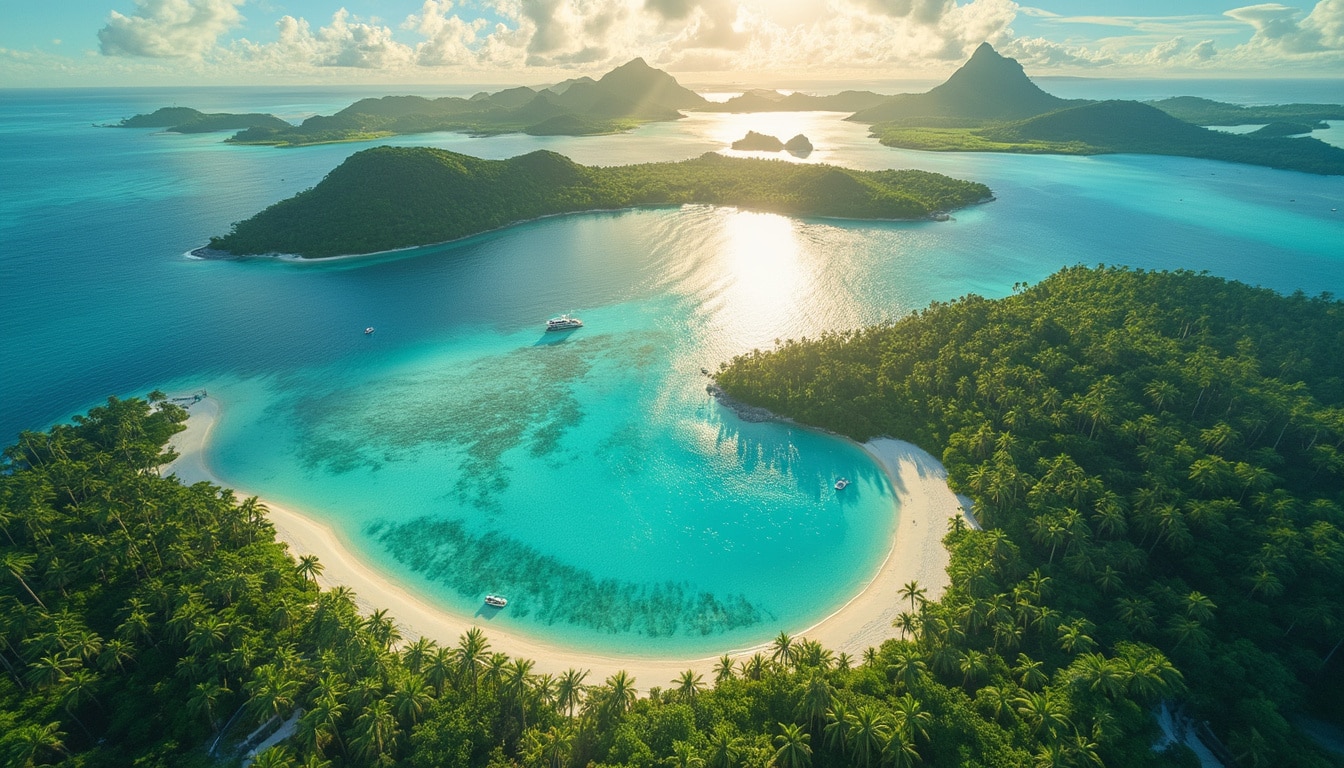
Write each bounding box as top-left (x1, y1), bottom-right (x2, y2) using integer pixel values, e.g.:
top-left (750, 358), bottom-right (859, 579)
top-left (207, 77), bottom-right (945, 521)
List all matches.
top-left (2, 83), bottom-right (1342, 653)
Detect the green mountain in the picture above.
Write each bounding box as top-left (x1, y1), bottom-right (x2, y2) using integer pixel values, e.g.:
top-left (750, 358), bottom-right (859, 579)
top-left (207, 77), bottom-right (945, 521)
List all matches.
top-left (700, 89), bottom-right (890, 113)
top-left (1148, 96), bottom-right (1344, 126)
top-left (228, 59), bottom-right (704, 146)
top-left (111, 106), bottom-right (291, 133)
top-left (850, 42), bottom-right (1078, 123)
top-left (204, 146), bottom-right (990, 258)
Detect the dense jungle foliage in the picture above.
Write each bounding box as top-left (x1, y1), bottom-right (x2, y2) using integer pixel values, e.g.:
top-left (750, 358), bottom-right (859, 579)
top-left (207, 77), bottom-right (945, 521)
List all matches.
top-left (3, 391), bottom-right (1206, 768)
top-left (717, 266), bottom-right (1344, 766)
top-left (874, 101), bottom-right (1344, 175)
top-left (206, 148), bottom-right (990, 258)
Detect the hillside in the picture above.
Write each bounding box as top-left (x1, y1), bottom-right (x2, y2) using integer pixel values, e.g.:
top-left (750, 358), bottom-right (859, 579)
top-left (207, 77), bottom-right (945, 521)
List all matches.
top-left (228, 58), bottom-right (703, 146)
top-left (699, 89), bottom-right (890, 113)
top-left (849, 43), bottom-right (1079, 124)
top-left (876, 100), bottom-right (1344, 175)
top-left (111, 106), bottom-right (291, 133)
top-left (717, 265), bottom-right (1344, 767)
top-left (204, 147), bottom-right (991, 258)
top-left (1148, 96), bottom-right (1344, 126)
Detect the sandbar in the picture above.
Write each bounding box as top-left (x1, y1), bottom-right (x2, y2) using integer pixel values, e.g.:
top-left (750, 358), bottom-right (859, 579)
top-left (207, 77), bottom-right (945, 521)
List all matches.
top-left (162, 396), bottom-right (975, 685)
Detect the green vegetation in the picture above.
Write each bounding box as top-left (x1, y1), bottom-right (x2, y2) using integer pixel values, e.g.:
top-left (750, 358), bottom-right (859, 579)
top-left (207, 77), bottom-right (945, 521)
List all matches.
top-left (874, 101), bottom-right (1344, 175)
top-left (111, 107), bottom-right (291, 133)
top-left (1248, 122), bottom-right (1326, 138)
top-left (206, 148), bottom-right (990, 258)
top-left (717, 266), bottom-right (1344, 766)
top-left (1147, 96), bottom-right (1344, 127)
top-left (227, 58), bottom-right (705, 146)
top-left (5, 391), bottom-right (1208, 767)
top-left (698, 89), bottom-right (891, 113)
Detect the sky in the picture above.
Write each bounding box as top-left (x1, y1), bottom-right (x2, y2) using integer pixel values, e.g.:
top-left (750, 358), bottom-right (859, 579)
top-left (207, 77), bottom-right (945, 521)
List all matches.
top-left (1, 0), bottom-right (1342, 86)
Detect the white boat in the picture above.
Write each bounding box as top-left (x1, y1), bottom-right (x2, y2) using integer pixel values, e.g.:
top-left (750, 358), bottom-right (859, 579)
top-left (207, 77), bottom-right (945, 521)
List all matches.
top-left (545, 314), bottom-right (583, 332)
top-left (364, 327), bottom-right (375, 335)
top-left (484, 594), bottom-right (508, 607)
top-left (835, 478), bottom-right (850, 490)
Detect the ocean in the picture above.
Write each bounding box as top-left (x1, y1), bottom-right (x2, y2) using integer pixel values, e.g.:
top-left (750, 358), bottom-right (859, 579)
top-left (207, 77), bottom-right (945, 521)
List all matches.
top-left (2, 81), bottom-right (1341, 654)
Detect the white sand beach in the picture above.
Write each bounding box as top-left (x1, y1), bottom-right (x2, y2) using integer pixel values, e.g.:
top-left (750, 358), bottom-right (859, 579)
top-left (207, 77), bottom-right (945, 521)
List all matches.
top-left (163, 396), bottom-right (976, 685)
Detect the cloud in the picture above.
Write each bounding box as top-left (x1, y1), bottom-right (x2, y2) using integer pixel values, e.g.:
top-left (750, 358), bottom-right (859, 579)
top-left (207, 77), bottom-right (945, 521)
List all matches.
top-left (233, 10), bottom-right (416, 69)
top-left (98, 0), bottom-right (244, 58)
top-left (1226, 0), bottom-right (1344, 53)
top-left (859, 0), bottom-right (955, 25)
top-left (407, 0), bottom-right (488, 66)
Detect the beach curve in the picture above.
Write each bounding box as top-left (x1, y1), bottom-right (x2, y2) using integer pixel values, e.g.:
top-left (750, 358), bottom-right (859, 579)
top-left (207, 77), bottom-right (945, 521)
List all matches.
top-left (161, 395), bottom-right (976, 685)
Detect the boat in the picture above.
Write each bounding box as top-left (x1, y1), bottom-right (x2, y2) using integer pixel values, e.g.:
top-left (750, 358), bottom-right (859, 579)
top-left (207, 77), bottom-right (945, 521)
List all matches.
top-left (835, 478), bottom-right (850, 490)
top-left (484, 594), bottom-right (508, 608)
top-left (364, 327), bottom-right (375, 335)
top-left (545, 314), bottom-right (583, 332)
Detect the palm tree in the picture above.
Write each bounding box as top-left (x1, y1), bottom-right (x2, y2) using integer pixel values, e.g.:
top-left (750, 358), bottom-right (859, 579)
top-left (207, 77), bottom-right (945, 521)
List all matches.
top-left (2, 551), bottom-right (47, 609)
top-left (8, 722), bottom-right (70, 766)
top-left (882, 728), bottom-right (920, 768)
top-left (1012, 654), bottom-right (1048, 691)
top-left (850, 705), bottom-right (891, 768)
top-left (886, 649), bottom-right (926, 691)
top-left (392, 675), bottom-right (433, 727)
top-left (674, 669), bottom-right (705, 703)
top-left (706, 728), bottom-right (742, 768)
top-left (536, 724), bottom-right (575, 768)
top-left (296, 554), bottom-right (324, 583)
top-left (605, 670), bottom-right (637, 718)
top-left (1184, 591), bottom-right (1217, 624)
top-left (797, 672), bottom-right (832, 733)
top-left (187, 680), bottom-right (230, 731)
top-left (351, 697), bottom-right (399, 766)
top-left (740, 653), bottom-right (767, 681)
top-left (772, 722), bottom-right (812, 768)
top-left (771, 632), bottom-right (796, 669)
top-left (959, 649), bottom-right (989, 689)
top-left (401, 637), bottom-right (435, 674)
top-left (556, 667), bottom-right (588, 717)
top-left (891, 693), bottom-right (931, 744)
top-left (456, 627), bottom-right (489, 693)
top-left (503, 657), bottom-right (536, 729)
top-left (899, 581), bottom-right (927, 613)
top-left (713, 654), bottom-right (735, 684)
top-left (824, 702), bottom-right (854, 755)
top-left (251, 746), bottom-right (297, 768)
top-left (425, 646), bottom-right (455, 697)
top-left (835, 653), bottom-right (853, 672)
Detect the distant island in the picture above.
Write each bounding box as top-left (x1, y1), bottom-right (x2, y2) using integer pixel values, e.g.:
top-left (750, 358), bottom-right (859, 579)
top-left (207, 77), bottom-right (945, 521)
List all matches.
top-left (108, 106), bottom-right (291, 133)
top-left (226, 58), bottom-right (704, 145)
top-left (856, 43), bottom-right (1344, 175)
top-left (730, 131), bottom-right (814, 156)
top-left (203, 147), bottom-right (991, 258)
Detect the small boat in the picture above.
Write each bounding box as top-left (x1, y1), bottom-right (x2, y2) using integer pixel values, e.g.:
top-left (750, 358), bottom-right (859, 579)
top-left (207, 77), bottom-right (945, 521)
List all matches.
top-left (364, 327), bottom-right (375, 335)
top-left (484, 594), bottom-right (508, 608)
top-left (835, 478), bottom-right (850, 490)
top-left (545, 314), bottom-right (583, 332)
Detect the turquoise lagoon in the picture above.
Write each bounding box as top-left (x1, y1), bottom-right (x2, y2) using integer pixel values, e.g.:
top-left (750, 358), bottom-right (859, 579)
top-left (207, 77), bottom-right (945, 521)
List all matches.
top-left (3, 84), bottom-right (1342, 655)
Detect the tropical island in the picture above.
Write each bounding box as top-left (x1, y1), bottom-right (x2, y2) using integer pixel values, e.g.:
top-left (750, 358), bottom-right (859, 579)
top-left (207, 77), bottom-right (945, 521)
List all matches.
top-left (4, 267), bottom-right (1341, 767)
top-left (202, 148), bottom-right (991, 258)
top-left (107, 106), bottom-right (291, 133)
top-left (729, 132), bottom-right (814, 155)
top-left (855, 44), bottom-right (1344, 175)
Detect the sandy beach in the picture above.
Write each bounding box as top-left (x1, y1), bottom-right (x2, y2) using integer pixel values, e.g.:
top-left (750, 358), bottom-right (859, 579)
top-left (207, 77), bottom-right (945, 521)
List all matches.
top-left (162, 396), bottom-right (975, 685)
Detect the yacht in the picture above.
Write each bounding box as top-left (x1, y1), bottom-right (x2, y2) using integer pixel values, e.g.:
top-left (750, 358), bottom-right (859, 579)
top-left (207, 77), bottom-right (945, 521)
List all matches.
top-left (835, 478), bottom-right (850, 490)
top-left (364, 327), bottom-right (375, 335)
top-left (485, 594), bottom-right (508, 608)
top-left (546, 314), bottom-right (583, 332)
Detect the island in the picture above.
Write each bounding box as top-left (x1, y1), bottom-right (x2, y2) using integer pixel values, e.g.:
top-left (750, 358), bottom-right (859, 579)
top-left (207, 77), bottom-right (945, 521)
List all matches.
top-left (202, 148), bottom-right (991, 258)
top-left (6, 268), bottom-right (1340, 767)
top-left (698, 88), bottom-right (890, 113)
top-left (108, 106), bottom-right (292, 133)
top-left (784, 134), bottom-right (814, 155)
top-left (716, 265), bottom-right (1344, 767)
top-left (224, 58), bottom-right (705, 146)
top-left (853, 43), bottom-right (1344, 175)
top-left (730, 131), bottom-right (785, 151)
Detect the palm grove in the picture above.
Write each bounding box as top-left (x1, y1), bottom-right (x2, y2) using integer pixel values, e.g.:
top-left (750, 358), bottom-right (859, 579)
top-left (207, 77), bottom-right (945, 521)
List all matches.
top-left (2, 265), bottom-right (1341, 767)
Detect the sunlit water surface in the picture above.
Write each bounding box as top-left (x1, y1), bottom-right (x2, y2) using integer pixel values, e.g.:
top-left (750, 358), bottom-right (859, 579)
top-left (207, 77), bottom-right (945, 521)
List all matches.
top-left (3, 84), bottom-right (1342, 654)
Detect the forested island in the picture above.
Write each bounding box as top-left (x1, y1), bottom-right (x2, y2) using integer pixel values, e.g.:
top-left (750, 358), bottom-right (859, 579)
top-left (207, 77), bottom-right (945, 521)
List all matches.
top-left (5, 268), bottom-right (1342, 767)
top-left (717, 266), bottom-right (1344, 766)
top-left (203, 148), bottom-right (990, 258)
top-left (108, 107), bottom-right (291, 134)
top-left (852, 43), bottom-right (1344, 175)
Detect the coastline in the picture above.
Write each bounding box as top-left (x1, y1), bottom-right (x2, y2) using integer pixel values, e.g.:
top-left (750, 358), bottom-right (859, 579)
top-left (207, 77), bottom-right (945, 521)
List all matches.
top-left (162, 395), bottom-right (975, 683)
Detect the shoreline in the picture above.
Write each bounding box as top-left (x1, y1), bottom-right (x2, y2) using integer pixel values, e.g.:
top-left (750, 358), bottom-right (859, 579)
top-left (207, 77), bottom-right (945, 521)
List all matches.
top-left (162, 395), bottom-right (975, 682)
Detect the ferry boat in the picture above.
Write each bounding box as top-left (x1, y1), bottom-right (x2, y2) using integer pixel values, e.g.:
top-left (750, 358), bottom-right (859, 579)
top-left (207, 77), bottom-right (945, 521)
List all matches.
top-left (545, 314), bottom-right (583, 332)
top-left (835, 477), bottom-right (850, 490)
top-left (484, 594), bottom-right (508, 608)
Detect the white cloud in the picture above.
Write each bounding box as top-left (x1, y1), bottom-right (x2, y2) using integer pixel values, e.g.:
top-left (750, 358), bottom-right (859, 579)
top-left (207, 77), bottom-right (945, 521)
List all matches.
top-left (408, 1), bottom-right (489, 66)
top-left (1226, 0), bottom-right (1344, 53)
top-left (98, 0), bottom-right (245, 58)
